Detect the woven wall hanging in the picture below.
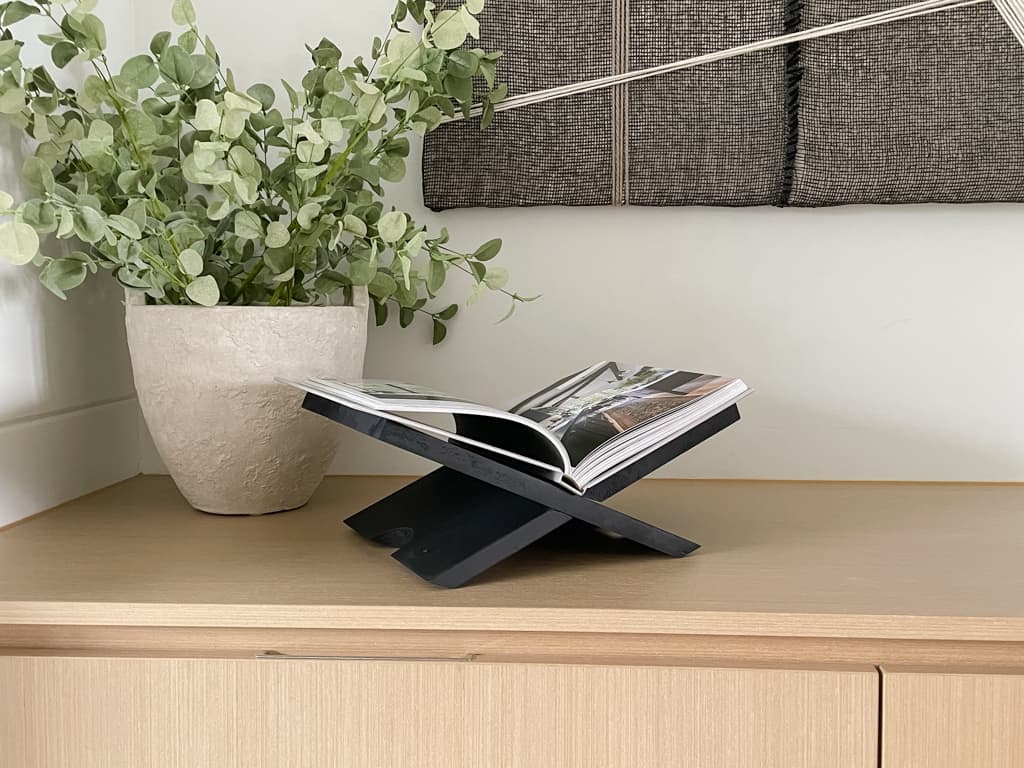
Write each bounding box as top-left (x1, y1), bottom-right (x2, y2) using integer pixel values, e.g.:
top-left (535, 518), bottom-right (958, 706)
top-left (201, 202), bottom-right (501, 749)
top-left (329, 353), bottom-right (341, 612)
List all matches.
top-left (422, 0), bottom-right (1024, 209)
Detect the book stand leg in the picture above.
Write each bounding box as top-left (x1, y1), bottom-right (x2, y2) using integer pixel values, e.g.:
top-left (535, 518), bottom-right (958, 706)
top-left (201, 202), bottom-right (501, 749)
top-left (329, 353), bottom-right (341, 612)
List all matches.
top-left (304, 395), bottom-right (741, 588)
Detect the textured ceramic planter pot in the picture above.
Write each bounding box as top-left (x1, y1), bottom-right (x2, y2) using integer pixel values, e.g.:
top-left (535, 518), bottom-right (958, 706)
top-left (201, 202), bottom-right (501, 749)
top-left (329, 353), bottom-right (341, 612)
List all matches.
top-left (125, 289), bottom-right (368, 515)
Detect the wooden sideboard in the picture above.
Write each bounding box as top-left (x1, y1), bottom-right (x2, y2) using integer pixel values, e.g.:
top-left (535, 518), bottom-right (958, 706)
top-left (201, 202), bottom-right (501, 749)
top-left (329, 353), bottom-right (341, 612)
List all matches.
top-left (1, 476), bottom-right (1023, 767)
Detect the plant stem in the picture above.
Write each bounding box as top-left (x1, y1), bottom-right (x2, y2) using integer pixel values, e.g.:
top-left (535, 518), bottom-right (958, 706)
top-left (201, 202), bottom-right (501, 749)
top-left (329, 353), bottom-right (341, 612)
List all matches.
top-left (140, 247), bottom-right (188, 291)
top-left (441, 248), bottom-right (523, 302)
top-left (313, 9), bottom-right (459, 197)
top-left (38, 5), bottom-right (146, 165)
top-left (233, 259), bottom-right (265, 303)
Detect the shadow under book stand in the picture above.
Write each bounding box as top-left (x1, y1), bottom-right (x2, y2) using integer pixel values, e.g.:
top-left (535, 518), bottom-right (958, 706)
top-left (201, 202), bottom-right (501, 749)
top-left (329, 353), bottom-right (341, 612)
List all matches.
top-left (304, 394), bottom-right (742, 588)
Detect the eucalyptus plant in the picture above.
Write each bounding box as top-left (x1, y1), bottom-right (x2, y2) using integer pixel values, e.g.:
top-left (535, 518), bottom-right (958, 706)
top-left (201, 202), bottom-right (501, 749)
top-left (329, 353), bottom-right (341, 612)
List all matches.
top-left (0, 0), bottom-right (527, 342)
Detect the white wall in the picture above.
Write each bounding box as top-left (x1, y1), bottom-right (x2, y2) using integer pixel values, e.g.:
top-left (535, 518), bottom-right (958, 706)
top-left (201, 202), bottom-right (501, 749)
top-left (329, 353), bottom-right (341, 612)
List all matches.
top-left (0, 2), bottom-right (139, 527)
top-left (136, 0), bottom-right (1024, 482)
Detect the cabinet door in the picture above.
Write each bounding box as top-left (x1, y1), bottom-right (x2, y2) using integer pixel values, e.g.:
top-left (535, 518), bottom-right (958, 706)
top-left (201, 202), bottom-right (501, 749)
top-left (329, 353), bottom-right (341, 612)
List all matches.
top-left (883, 668), bottom-right (1024, 768)
top-left (0, 655), bottom-right (877, 768)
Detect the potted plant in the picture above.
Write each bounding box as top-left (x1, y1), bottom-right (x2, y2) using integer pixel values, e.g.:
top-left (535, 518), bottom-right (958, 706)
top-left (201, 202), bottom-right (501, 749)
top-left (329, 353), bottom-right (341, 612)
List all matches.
top-left (0, 0), bottom-right (525, 514)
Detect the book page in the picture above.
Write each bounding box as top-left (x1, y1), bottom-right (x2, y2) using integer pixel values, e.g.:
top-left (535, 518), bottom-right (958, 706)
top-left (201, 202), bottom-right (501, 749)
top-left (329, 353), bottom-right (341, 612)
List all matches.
top-left (295, 377), bottom-right (574, 475)
top-left (511, 363), bottom-right (739, 467)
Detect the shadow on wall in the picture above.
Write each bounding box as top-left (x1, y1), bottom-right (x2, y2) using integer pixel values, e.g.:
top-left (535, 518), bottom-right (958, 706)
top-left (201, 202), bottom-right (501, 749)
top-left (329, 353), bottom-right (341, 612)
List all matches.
top-left (0, 120), bottom-right (136, 523)
top-left (0, 123), bottom-right (134, 425)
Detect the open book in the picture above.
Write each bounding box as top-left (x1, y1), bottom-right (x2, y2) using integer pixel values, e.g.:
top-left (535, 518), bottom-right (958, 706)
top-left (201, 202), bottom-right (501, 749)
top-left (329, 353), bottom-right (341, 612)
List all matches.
top-left (286, 362), bottom-right (750, 495)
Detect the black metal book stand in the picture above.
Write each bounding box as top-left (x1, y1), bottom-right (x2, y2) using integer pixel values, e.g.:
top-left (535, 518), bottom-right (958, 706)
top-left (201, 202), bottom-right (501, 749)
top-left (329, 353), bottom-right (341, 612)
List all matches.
top-left (303, 394), bottom-right (741, 588)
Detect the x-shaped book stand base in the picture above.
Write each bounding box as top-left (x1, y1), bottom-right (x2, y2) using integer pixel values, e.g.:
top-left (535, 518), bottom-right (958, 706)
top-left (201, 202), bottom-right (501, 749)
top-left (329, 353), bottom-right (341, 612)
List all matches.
top-left (303, 394), bottom-right (742, 588)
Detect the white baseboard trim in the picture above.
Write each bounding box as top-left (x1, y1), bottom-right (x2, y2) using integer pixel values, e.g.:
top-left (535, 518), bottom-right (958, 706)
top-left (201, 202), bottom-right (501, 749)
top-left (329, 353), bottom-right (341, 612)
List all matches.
top-left (0, 398), bottom-right (140, 527)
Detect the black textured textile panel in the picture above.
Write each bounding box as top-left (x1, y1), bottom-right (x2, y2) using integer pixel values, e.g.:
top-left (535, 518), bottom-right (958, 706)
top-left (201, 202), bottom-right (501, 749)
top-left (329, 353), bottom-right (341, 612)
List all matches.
top-left (422, 0), bottom-right (1024, 208)
top-left (422, 1), bottom-right (614, 208)
top-left (627, 0), bottom-right (789, 206)
top-left (423, 0), bottom-right (789, 208)
top-left (791, 0), bottom-right (1024, 205)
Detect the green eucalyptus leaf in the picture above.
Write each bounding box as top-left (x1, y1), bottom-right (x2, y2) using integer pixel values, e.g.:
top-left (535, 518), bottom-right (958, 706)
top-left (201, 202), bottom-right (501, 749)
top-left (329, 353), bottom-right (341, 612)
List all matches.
top-left (159, 46), bottom-right (195, 85)
top-left (0, 40), bottom-right (22, 69)
top-left (228, 145), bottom-right (257, 176)
top-left (0, 87), bottom-right (26, 114)
top-left (0, 220), bottom-right (39, 265)
top-left (297, 202), bottom-right (321, 230)
top-left (73, 207), bottom-right (107, 244)
top-left (150, 31), bottom-right (172, 57)
top-left (50, 41), bottom-right (77, 68)
top-left (377, 210), bottom-right (407, 244)
top-left (22, 200), bottom-right (58, 233)
top-left (484, 266), bottom-right (509, 290)
top-left (432, 318), bottom-right (447, 345)
top-left (107, 214), bottom-right (142, 240)
top-left (207, 196), bottom-right (231, 221)
top-left (379, 155), bottom-right (406, 183)
top-left (22, 157), bottom-right (54, 194)
top-left (233, 210), bottom-right (263, 240)
top-left (427, 259), bottom-right (445, 294)
top-left (81, 14), bottom-right (107, 51)
top-left (220, 109), bottom-right (246, 139)
top-left (189, 54), bottom-right (218, 89)
top-left (461, 6), bottom-right (480, 38)
top-left (0, 192), bottom-right (12, 211)
top-left (355, 91), bottom-right (386, 124)
top-left (430, 10), bottom-right (469, 50)
top-left (314, 269), bottom-right (349, 294)
top-left (124, 200), bottom-right (148, 230)
top-left (444, 74), bottom-right (472, 106)
top-left (368, 270), bottom-right (397, 299)
top-left (225, 90), bottom-right (261, 113)
top-left (479, 59), bottom-right (497, 89)
top-left (262, 247), bottom-right (292, 275)
top-left (473, 238), bottom-right (502, 261)
top-left (178, 29), bottom-right (198, 54)
top-left (469, 260), bottom-right (486, 283)
top-left (39, 259), bottom-right (87, 299)
top-left (343, 214), bottom-right (367, 237)
top-left (194, 99), bottom-right (220, 131)
top-left (120, 55), bottom-right (159, 88)
top-left (295, 165), bottom-right (327, 181)
top-left (348, 259), bottom-right (376, 286)
top-left (171, 0), bottom-right (197, 26)
top-left (185, 275), bottom-right (220, 306)
top-left (437, 303), bottom-right (459, 321)
top-left (177, 248), bottom-right (203, 276)
top-left (4, 2), bottom-right (39, 25)
top-left (80, 75), bottom-right (107, 110)
top-left (265, 221), bottom-right (290, 248)
top-left (232, 173), bottom-right (258, 204)
top-left (447, 49), bottom-right (480, 79)
top-left (271, 265), bottom-right (294, 283)
top-left (56, 207), bottom-right (75, 237)
top-left (247, 83), bottom-right (275, 110)
top-left (480, 99), bottom-right (495, 129)
top-left (182, 153), bottom-right (231, 186)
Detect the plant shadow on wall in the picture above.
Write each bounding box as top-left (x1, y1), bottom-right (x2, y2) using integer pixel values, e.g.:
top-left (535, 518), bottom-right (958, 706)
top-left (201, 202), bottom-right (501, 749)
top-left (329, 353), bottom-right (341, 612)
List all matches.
top-left (0, 0), bottom-right (535, 516)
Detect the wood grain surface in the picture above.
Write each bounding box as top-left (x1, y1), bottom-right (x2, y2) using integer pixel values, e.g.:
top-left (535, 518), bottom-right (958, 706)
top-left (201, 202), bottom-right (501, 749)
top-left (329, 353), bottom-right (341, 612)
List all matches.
top-left (0, 655), bottom-right (878, 768)
top-left (882, 667), bottom-right (1024, 767)
top-left (0, 476), bottom-right (1022, 641)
